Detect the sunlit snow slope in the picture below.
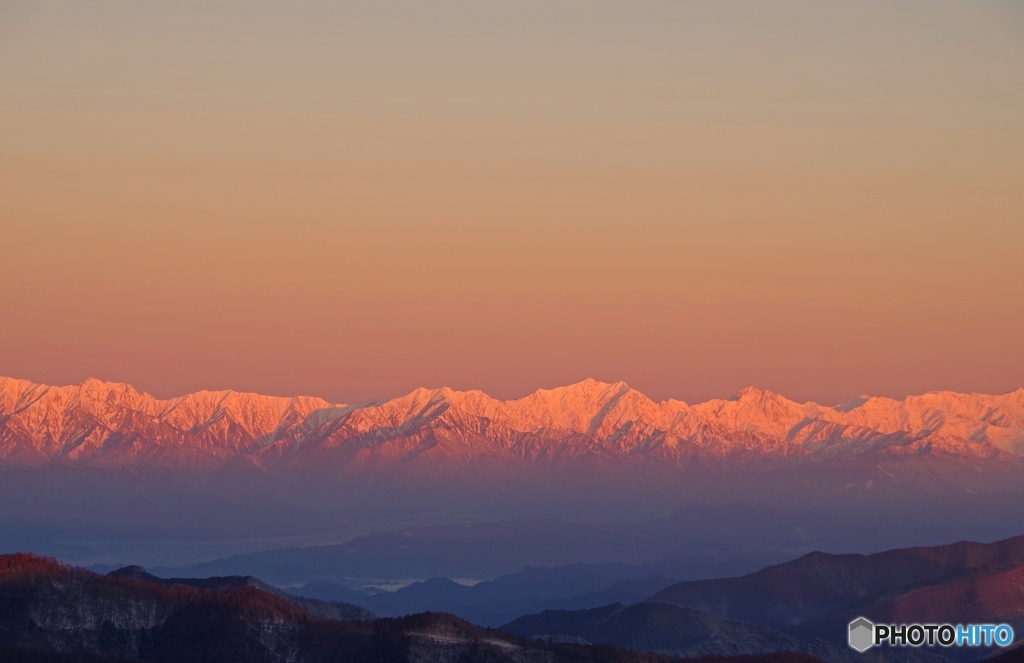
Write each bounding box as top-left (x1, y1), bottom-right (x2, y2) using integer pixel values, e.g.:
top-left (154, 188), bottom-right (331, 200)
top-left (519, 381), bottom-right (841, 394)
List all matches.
top-left (2, 376), bottom-right (1022, 471)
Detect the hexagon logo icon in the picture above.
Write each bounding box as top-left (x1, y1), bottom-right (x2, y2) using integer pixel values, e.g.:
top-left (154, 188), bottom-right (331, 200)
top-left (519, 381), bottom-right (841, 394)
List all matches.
top-left (849, 617), bottom-right (875, 652)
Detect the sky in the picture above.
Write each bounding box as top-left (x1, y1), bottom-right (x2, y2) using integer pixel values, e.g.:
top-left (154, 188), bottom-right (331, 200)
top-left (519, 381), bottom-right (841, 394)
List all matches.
top-left (1, 1), bottom-right (1022, 406)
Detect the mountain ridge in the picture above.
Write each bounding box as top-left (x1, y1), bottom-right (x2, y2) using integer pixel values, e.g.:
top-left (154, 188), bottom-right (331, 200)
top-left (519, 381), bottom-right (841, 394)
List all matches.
top-left (502, 534), bottom-right (1024, 662)
top-left (1, 375), bottom-right (1022, 471)
top-left (0, 552), bottom-right (716, 663)
top-left (646, 535), bottom-right (1024, 629)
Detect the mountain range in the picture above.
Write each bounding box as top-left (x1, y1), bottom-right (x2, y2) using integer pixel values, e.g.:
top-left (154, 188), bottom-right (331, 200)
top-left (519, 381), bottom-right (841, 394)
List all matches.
top-left (2, 376), bottom-right (1023, 472)
top-left (504, 535), bottom-right (1024, 662)
top-left (0, 553), bottom-right (718, 663)
top-left (8, 531), bottom-right (1024, 663)
top-left (647, 535), bottom-right (1024, 631)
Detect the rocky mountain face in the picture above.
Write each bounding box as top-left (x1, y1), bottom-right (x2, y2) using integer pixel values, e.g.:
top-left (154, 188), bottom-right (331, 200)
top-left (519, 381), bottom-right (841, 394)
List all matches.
top-left (1, 376), bottom-right (1022, 473)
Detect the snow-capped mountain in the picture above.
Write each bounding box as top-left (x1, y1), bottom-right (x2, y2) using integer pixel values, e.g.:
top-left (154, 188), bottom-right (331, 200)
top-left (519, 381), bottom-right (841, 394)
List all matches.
top-left (2, 376), bottom-right (1022, 472)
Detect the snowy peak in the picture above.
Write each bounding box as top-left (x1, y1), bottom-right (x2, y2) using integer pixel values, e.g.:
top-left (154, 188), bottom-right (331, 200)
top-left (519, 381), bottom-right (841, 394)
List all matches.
top-left (0, 375), bottom-right (1022, 469)
top-left (729, 386), bottom-right (771, 401)
top-left (507, 379), bottom-right (640, 433)
top-left (726, 386), bottom-right (807, 418)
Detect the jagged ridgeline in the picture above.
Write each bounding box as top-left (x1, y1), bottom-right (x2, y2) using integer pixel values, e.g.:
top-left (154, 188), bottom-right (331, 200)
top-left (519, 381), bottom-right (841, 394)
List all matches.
top-left (1, 376), bottom-right (1022, 475)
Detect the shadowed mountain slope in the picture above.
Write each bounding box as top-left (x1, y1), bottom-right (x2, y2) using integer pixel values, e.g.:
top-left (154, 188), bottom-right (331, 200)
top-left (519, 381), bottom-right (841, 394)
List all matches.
top-left (292, 553), bottom-right (779, 627)
top-left (648, 535), bottom-right (1024, 628)
top-left (2, 553), bottom-right (815, 663)
top-left (105, 565), bottom-right (375, 621)
top-left (791, 558), bottom-right (1024, 661)
top-left (503, 602), bottom-right (809, 657)
top-left (502, 535), bottom-right (1024, 663)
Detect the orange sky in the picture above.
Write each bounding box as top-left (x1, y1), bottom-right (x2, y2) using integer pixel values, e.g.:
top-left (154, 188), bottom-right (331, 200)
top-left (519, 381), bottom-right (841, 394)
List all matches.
top-left (1, 1), bottom-right (1023, 405)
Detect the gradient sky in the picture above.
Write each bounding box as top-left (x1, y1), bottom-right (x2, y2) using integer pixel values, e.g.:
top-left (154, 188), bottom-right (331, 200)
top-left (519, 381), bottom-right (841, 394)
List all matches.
top-left (1, 1), bottom-right (1022, 406)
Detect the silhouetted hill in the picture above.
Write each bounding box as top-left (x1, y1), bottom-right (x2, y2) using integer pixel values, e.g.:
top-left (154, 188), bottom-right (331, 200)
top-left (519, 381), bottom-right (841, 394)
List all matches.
top-left (502, 601), bottom-right (955, 663)
top-left (105, 565), bottom-right (375, 621)
top-left (505, 603), bottom-right (627, 640)
top-left (790, 558), bottom-right (1024, 662)
top-left (500, 536), bottom-right (1024, 663)
top-left (159, 507), bottom-right (798, 583)
top-left (504, 602), bottom-right (810, 657)
top-left (648, 536), bottom-right (1024, 628)
top-left (293, 560), bottom-right (743, 627)
top-left (1, 553), bottom-right (824, 663)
